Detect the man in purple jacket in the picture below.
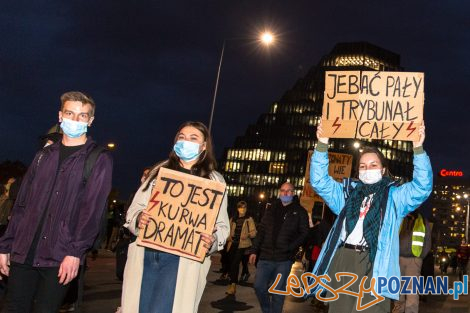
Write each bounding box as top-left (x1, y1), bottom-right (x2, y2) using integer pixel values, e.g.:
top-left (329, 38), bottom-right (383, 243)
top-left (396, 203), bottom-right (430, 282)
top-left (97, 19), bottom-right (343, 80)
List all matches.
top-left (0, 91), bottom-right (113, 312)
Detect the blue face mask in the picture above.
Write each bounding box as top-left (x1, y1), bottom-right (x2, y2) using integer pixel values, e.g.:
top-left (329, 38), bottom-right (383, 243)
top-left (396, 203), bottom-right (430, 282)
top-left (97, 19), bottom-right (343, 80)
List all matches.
top-left (280, 195), bottom-right (294, 204)
top-left (173, 140), bottom-right (201, 162)
top-left (60, 118), bottom-right (88, 138)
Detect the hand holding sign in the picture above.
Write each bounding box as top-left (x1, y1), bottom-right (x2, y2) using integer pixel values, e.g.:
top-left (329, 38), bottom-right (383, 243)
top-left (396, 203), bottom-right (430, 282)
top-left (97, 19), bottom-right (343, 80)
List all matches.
top-left (137, 168), bottom-right (226, 262)
top-left (412, 122), bottom-right (425, 148)
top-left (138, 210), bottom-right (152, 229)
top-left (316, 120), bottom-right (329, 144)
top-left (200, 233), bottom-right (216, 252)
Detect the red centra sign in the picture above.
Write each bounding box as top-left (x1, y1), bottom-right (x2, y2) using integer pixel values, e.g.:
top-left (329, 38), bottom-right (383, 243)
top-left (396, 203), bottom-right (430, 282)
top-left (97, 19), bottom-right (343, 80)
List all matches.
top-left (440, 169), bottom-right (464, 177)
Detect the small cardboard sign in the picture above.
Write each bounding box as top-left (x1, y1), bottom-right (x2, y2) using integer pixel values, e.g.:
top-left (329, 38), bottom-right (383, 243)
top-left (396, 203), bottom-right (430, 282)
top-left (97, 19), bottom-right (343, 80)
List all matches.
top-left (322, 71), bottom-right (424, 141)
top-left (137, 167), bottom-right (226, 262)
top-left (300, 151), bottom-right (353, 211)
top-left (327, 152), bottom-right (353, 180)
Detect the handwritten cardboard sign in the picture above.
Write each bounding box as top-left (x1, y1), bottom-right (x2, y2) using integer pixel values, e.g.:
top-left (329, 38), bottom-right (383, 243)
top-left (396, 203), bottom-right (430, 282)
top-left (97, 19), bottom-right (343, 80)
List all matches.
top-left (137, 167), bottom-right (226, 262)
top-left (322, 71), bottom-right (424, 141)
top-left (327, 152), bottom-right (353, 180)
top-left (300, 151), bottom-right (353, 210)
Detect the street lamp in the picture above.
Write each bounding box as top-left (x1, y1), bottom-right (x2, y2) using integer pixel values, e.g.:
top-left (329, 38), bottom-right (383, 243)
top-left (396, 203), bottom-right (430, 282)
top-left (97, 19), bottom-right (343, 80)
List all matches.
top-left (260, 31), bottom-right (275, 45)
top-left (208, 31), bottom-right (276, 133)
top-left (457, 193), bottom-right (470, 242)
top-left (107, 142), bottom-right (116, 150)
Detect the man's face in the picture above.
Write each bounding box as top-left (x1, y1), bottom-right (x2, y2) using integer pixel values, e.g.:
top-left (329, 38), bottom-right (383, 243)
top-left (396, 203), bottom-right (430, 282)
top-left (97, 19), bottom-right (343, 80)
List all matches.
top-left (279, 183), bottom-right (294, 197)
top-left (58, 101), bottom-right (94, 126)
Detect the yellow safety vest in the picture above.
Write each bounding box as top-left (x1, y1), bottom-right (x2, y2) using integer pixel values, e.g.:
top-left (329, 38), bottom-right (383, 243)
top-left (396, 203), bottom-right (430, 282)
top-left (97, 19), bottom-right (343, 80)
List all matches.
top-left (411, 214), bottom-right (426, 257)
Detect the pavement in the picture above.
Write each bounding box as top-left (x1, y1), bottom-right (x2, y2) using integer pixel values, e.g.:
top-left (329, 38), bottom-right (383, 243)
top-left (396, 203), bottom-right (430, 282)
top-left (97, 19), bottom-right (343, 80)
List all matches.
top-left (2, 249), bottom-right (469, 312)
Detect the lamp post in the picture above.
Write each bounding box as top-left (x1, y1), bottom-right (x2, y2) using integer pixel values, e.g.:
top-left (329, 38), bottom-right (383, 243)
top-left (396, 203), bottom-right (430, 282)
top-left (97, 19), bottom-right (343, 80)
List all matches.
top-left (208, 31), bottom-right (276, 133)
top-left (457, 194), bottom-right (470, 242)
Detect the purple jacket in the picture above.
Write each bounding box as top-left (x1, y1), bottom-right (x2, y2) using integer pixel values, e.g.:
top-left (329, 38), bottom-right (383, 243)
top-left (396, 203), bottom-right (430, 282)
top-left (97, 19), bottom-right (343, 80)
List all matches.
top-left (0, 138), bottom-right (113, 267)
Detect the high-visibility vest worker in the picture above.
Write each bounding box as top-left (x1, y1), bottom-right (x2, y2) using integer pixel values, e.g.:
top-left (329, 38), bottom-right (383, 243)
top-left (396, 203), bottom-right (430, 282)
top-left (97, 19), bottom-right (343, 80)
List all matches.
top-left (410, 214), bottom-right (426, 257)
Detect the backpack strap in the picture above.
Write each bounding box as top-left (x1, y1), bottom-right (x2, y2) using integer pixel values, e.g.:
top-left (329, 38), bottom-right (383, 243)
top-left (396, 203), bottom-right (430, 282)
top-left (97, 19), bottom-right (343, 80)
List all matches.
top-left (83, 145), bottom-right (107, 184)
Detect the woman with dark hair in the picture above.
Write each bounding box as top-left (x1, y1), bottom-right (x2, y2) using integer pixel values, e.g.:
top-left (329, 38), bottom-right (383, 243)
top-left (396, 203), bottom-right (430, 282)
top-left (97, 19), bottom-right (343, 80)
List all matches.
top-left (309, 121), bottom-right (432, 313)
top-left (120, 121), bottom-right (229, 313)
top-left (225, 201), bottom-right (257, 295)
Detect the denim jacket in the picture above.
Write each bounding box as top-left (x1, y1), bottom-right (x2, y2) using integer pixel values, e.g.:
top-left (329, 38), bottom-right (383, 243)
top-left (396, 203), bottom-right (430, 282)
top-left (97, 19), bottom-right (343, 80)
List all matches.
top-left (0, 139), bottom-right (113, 266)
top-left (309, 148), bottom-right (432, 300)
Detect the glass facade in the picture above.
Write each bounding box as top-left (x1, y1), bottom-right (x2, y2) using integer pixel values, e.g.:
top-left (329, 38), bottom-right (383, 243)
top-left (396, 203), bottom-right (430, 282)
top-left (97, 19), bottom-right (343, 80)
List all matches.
top-left (219, 42), bottom-right (415, 214)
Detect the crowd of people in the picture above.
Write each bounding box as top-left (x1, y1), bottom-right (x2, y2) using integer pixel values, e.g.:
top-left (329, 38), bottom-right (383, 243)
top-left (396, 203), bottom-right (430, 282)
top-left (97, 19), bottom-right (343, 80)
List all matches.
top-left (0, 90), bottom-right (467, 313)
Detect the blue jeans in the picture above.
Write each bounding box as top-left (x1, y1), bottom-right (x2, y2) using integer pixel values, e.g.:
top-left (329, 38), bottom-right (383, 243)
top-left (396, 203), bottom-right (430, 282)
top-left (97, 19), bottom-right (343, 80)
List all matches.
top-left (139, 249), bottom-right (180, 313)
top-left (254, 259), bottom-right (293, 313)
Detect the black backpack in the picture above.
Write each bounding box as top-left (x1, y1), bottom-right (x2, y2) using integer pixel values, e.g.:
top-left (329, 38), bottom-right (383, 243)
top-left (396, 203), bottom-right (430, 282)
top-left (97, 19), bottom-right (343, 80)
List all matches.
top-left (83, 145), bottom-right (107, 184)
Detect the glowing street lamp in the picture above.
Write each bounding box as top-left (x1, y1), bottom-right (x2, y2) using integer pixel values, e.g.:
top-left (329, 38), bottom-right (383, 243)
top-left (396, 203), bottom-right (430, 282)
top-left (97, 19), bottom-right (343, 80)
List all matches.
top-left (107, 142), bottom-right (116, 150)
top-left (208, 31), bottom-right (276, 133)
top-left (260, 31), bottom-right (275, 45)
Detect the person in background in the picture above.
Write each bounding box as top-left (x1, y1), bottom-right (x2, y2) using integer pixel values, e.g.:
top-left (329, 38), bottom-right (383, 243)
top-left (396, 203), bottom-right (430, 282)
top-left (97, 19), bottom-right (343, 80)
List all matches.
top-left (240, 247), bottom-right (251, 283)
top-left (457, 240), bottom-right (469, 281)
top-left (249, 182), bottom-right (309, 313)
top-left (0, 183), bottom-right (13, 237)
top-left (392, 211), bottom-right (431, 313)
top-left (225, 201), bottom-right (257, 295)
top-left (303, 216), bottom-right (330, 273)
top-left (0, 91), bottom-right (113, 312)
top-left (450, 252), bottom-right (458, 274)
top-left (420, 249), bottom-right (434, 303)
top-left (309, 121), bottom-right (432, 313)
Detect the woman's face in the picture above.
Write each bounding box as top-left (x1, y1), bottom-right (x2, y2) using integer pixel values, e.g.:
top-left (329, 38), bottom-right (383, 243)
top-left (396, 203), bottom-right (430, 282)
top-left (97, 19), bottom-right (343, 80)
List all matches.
top-left (359, 152), bottom-right (385, 174)
top-left (237, 206), bottom-right (246, 216)
top-left (176, 126), bottom-right (206, 153)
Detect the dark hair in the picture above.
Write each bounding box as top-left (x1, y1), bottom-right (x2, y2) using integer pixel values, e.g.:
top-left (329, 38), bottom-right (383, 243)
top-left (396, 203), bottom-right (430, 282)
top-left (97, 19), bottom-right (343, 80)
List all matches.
top-left (355, 146), bottom-right (390, 177)
top-left (143, 121), bottom-right (217, 191)
top-left (237, 201), bottom-right (247, 208)
top-left (60, 91), bottom-right (96, 117)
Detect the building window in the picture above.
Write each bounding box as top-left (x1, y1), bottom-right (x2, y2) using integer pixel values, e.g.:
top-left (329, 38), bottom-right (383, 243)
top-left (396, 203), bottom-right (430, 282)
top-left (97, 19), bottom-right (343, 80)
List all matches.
top-left (269, 162), bottom-right (286, 174)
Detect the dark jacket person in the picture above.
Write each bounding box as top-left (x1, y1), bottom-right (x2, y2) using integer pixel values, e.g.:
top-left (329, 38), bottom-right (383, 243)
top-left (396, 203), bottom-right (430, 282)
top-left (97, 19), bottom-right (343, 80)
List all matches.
top-left (0, 91), bottom-right (113, 313)
top-left (249, 182), bottom-right (309, 313)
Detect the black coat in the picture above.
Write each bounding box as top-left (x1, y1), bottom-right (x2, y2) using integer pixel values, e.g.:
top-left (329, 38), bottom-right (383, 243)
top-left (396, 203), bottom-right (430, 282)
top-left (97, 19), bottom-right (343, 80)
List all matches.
top-left (251, 199), bottom-right (309, 262)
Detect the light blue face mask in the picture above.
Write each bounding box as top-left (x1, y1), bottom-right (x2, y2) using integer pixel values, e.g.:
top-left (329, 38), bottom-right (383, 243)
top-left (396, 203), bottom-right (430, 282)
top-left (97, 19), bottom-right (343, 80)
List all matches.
top-left (60, 118), bottom-right (88, 138)
top-left (280, 195), bottom-right (294, 204)
top-left (173, 140), bottom-right (201, 162)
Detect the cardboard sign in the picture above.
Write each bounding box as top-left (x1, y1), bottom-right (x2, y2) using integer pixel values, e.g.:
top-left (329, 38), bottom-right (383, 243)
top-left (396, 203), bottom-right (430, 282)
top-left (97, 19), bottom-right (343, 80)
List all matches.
top-left (137, 167), bottom-right (226, 262)
top-left (328, 152), bottom-right (353, 180)
top-left (322, 71), bottom-right (424, 141)
top-left (300, 151), bottom-right (353, 211)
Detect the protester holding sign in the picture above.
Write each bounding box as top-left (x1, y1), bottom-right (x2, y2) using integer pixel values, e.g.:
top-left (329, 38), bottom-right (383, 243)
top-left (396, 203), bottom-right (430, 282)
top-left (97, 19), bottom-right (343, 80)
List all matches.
top-left (309, 121), bottom-right (432, 312)
top-left (119, 121), bottom-right (229, 313)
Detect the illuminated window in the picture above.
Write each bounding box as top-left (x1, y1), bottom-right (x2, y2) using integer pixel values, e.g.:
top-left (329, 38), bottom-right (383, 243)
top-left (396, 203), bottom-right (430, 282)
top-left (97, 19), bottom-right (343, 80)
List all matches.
top-left (269, 162), bottom-right (286, 174)
top-left (225, 161), bottom-right (241, 172)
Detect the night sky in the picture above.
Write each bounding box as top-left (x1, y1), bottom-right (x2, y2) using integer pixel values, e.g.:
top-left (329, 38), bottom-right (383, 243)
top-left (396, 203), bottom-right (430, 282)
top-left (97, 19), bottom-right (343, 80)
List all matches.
top-left (1, 1), bottom-right (469, 197)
